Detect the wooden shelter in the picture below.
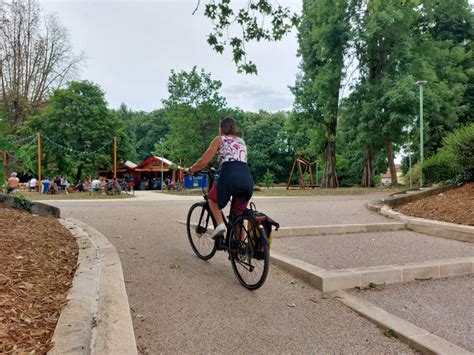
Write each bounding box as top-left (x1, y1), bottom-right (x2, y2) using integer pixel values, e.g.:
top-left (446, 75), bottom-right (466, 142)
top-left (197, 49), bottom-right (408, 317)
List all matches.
top-left (133, 156), bottom-right (184, 189)
top-left (100, 156), bottom-right (184, 190)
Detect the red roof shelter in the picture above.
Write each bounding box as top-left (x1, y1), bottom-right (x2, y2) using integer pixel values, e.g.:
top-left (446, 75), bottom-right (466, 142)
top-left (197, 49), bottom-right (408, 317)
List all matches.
top-left (101, 156), bottom-right (184, 190)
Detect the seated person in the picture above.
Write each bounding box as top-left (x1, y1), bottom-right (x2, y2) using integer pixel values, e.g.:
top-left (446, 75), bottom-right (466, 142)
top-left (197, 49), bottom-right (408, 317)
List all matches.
top-left (7, 172), bottom-right (20, 193)
top-left (75, 181), bottom-right (84, 192)
top-left (90, 178), bottom-right (101, 194)
top-left (61, 177), bottom-right (69, 194)
top-left (83, 177), bottom-right (91, 191)
top-left (29, 177), bottom-right (38, 192)
top-left (54, 176), bottom-right (62, 193)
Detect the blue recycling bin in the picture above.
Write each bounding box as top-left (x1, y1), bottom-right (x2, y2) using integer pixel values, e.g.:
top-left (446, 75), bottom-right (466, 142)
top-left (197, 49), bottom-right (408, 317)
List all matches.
top-left (41, 180), bottom-right (50, 193)
top-left (184, 174), bottom-right (207, 189)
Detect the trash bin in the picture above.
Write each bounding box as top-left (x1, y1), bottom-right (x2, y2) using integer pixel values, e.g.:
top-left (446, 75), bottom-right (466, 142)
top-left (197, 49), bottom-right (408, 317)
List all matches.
top-left (41, 181), bottom-right (50, 193)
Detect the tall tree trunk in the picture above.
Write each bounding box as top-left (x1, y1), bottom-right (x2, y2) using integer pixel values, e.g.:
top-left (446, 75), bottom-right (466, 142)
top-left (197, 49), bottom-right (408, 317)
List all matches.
top-left (361, 145), bottom-right (375, 187)
top-left (321, 121), bottom-right (339, 188)
top-left (384, 139), bottom-right (398, 186)
top-left (75, 165), bottom-right (82, 184)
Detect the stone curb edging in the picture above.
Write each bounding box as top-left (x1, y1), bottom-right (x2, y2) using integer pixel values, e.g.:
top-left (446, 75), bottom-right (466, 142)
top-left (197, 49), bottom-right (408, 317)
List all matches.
top-left (383, 185), bottom-right (455, 209)
top-left (270, 252), bottom-right (474, 293)
top-left (379, 205), bottom-right (474, 243)
top-left (270, 252), bottom-right (474, 354)
top-left (0, 193), bottom-right (60, 217)
top-left (366, 185), bottom-right (474, 243)
top-left (331, 290), bottom-right (472, 355)
top-left (49, 218), bottom-right (137, 355)
top-left (176, 220), bottom-right (406, 237)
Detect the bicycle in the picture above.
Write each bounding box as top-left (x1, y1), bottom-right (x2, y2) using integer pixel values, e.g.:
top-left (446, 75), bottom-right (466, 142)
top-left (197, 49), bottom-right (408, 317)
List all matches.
top-left (186, 168), bottom-right (279, 290)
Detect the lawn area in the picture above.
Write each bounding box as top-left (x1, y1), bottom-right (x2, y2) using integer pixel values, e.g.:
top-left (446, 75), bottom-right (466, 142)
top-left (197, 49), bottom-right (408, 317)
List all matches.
top-left (15, 191), bottom-right (135, 201)
top-left (164, 186), bottom-right (403, 197)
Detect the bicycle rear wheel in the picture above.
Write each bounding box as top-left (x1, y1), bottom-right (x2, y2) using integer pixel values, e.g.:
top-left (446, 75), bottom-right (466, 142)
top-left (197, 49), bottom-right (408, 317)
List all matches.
top-left (230, 215), bottom-right (270, 290)
top-left (186, 202), bottom-right (217, 260)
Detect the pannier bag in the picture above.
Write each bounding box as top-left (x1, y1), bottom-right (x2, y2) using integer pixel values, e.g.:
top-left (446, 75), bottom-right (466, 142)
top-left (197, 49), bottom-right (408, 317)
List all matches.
top-left (247, 210), bottom-right (280, 259)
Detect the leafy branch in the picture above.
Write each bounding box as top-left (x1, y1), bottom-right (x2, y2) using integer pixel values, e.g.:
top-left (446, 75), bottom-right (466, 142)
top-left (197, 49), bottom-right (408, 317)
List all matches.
top-left (198, 0), bottom-right (300, 74)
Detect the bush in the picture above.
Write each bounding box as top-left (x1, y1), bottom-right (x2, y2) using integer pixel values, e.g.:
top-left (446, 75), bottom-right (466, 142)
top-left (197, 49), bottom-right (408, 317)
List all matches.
top-left (13, 196), bottom-right (33, 212)
top-left (261, 169), bottom-right (275, 189)
top-left (405, 163), bottom-right (421, 186)
top-left (374, 175), bottom-right (382, 186)
top-left (422, 150), bottom-right (460, 184)
top-left (443, 123), bottom-right (474, 171)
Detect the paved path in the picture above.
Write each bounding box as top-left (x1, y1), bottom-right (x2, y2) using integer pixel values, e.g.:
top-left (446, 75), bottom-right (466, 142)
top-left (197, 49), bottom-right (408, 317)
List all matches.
top-left (48, 194), bottom-right (415, 353)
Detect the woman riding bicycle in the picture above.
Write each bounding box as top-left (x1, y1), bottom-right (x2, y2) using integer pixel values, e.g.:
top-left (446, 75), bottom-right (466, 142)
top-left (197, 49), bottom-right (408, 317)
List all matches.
top-left (187, 117), bottom-right (253, 239)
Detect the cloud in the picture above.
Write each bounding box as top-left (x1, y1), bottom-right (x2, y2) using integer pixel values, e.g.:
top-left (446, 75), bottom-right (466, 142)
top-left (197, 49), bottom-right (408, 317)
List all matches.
top-left (223, 82), bottom-right (294, 112)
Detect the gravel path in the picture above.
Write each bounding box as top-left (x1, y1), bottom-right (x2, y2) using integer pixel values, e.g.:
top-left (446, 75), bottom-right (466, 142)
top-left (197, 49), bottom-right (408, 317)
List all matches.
top-left (253, 194), bottom-right (391, 226)
top-left (348, 275), bottom-right (474, 351)
top-left (50, 196), bottom-right (415, 354)
top-left (272, 231), bottom-right (474, 270)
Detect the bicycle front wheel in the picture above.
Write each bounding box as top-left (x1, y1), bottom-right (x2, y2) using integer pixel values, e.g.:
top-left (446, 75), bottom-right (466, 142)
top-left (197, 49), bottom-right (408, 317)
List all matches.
top-left (186, 202), bottom-right (217, 260)
top-left (230, 215), bottom-right (270, 290)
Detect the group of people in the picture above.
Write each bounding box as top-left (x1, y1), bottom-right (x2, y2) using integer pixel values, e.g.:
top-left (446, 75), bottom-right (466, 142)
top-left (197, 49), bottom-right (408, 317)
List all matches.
top-left (74, 175), bottom-right (134, 195)
top-left (40, 176), bottom-right (69, 194)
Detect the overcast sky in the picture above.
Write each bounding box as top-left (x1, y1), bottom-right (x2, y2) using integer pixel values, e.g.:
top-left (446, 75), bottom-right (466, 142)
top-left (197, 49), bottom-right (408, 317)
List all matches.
top-left (39, 0), bottom-right (301, 113)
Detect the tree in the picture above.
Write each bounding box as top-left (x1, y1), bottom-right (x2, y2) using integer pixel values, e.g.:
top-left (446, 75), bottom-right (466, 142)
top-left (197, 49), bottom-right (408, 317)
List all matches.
top-left (412, 0), bottom-right (473, 154)
top-left (199, 0), bottom-right (299, 74)
top-left (343, 0), bottom-right (470, 186)
top-left (292, 0), bottom-right (351, 188)
top-left (162, 66), bottom-right (227, 165)
top-left (25, 81), bottom-right (133, 181)
top-left (240, 110), bottom-right (291, 182)
top-left (0, 0), bottom-right (83, 128)
top-left (132, 109), bottom-right (168, 161)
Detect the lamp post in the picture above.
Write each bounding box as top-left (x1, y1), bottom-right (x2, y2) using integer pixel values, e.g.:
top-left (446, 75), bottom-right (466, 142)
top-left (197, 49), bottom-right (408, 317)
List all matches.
top-left (408, 148), bottom-right (412, 189)
top-left (161, 141), bottom-right (164, 192)
top-left (416, 80), bottom-right (427, 187)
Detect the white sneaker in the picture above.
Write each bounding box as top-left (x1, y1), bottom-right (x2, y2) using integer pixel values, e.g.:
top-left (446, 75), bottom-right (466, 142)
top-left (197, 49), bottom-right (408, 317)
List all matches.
top-left (212, 223), bottom-right (226, 239)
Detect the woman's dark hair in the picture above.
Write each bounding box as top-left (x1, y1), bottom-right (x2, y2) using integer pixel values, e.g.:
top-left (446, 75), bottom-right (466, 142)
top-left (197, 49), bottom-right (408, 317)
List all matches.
top-left (220, 117), bottom-right (237, 135)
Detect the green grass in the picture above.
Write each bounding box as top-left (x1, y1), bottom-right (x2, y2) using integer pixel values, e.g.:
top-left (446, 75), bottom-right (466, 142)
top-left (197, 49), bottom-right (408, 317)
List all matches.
top-left (16, 191), bottom-right (134, 200)
top-left (164, 186), bottom-right (403, 197)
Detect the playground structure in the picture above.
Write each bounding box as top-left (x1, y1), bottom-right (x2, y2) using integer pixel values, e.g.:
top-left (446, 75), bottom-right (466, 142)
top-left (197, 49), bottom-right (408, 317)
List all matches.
top-left (286, 156), bottom-right (320, 190)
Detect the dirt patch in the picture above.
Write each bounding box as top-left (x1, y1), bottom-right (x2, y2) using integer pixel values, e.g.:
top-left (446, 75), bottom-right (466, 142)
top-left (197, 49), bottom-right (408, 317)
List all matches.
top-left (0, 207), bottom-right (78, 353)
top-left (397, 183), bottom-right (474, 226)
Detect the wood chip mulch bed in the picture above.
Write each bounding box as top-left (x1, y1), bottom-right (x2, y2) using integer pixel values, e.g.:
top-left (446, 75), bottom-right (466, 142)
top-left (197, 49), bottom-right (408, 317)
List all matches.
top-left (397, 183), bottom-right (474, 226)
top-left (0, 207), bottom-right (78, 354)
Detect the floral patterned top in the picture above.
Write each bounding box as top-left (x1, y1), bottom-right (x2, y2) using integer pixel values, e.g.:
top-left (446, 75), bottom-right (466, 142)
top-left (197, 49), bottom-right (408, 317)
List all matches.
top-left (218, 135), bottom-right (248, 166)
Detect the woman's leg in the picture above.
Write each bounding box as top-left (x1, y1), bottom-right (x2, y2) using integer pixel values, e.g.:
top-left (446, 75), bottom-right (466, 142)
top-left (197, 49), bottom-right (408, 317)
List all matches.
top-left (208, 199), bottom-right (224, 225)
top-left (207, 183), bottom-right (226, 238)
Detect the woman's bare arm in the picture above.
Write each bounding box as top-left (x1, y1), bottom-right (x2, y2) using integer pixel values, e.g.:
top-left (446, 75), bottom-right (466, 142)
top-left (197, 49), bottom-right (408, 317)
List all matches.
top-left (189, 136), bottom-right (221, 173)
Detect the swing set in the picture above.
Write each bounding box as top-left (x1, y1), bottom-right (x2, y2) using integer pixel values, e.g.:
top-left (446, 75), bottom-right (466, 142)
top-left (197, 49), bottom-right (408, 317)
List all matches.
top-left (286, 156), bottom-right (320, 190)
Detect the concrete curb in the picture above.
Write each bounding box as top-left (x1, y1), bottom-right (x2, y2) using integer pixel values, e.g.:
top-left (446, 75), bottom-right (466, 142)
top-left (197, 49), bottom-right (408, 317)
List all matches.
top-left (270, 252), bottom-right (474, 292)
top-left (383, 185), bottom-right (455, 209)
top-left (379, 205), bottom-right (474, 243)
top-left (177, 220), bottom-right (406, 237)
top-left (332, 290), bottom-right (472, 355)
top-left (0, 193), bottom-right (60, 217)
top-left (49, 218), bottom-right (137, 355)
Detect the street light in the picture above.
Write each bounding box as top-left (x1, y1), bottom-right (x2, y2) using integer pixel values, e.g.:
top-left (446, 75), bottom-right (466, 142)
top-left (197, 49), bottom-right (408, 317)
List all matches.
top-left (416, 80), bottom-right (427, 187)
top-left (160, 141), bottom-right (164, 192)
